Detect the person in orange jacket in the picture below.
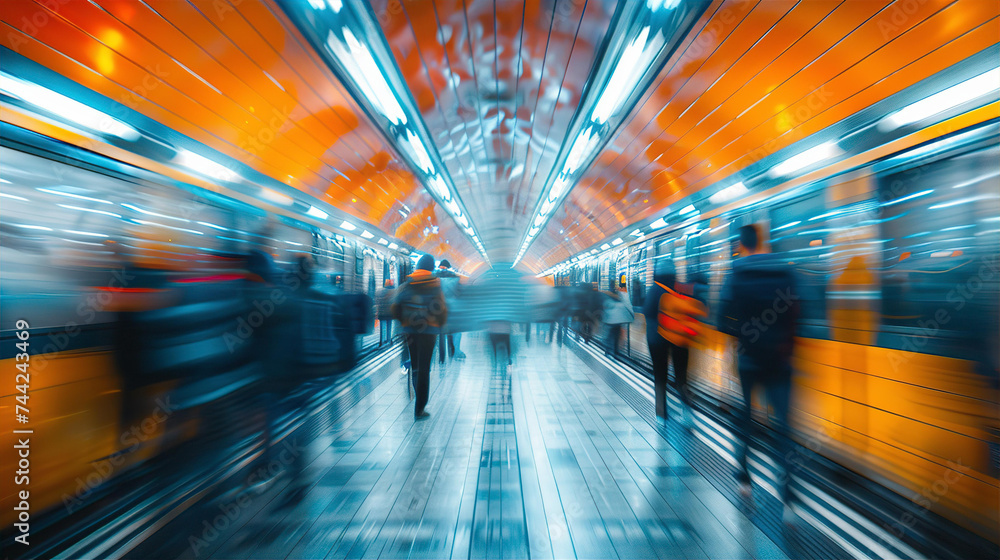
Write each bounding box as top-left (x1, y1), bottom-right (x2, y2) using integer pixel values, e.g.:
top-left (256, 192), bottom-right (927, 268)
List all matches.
top-left (391, 254), bottom-right (448, 419)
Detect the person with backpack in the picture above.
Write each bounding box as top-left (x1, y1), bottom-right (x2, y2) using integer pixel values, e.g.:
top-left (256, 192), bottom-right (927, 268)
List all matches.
top-left (391, 254), bottom-right (448, 419)
top-left (644, 259), bottom-right (701, 425)
top-left (602, 281), bottom-right (635, 357)
top-left (718, 224), bottom-right (800, 509)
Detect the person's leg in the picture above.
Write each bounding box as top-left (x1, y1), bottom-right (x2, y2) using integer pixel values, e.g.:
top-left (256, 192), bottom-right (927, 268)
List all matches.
top-left (400, 330), bottom-right (411, 370)
top-left (672, 343), bottom-right (691, 408)
top-left (765, 371), bottom-right (793, 503)
top-left (649, 340), bottom-right (670, 420)
top-left (453, 332), bottom-right (464, 358)
top-left (404, 333), bottom-right (418, 376)
top-left (736, 366), bottom-right (756, 491)
top-left (285, 385), bottom-right (307, 484)
top-left (414, 334), bottom-right (434, 414)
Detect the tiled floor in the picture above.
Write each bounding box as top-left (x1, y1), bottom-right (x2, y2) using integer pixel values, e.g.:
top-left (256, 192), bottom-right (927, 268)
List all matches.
top-left (150, 333), bottom-right (792, 560)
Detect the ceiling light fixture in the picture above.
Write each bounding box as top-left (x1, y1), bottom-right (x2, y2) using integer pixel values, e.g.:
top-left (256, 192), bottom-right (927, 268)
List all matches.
top-left (306, 205), bottom-right (329, 220)
top-left (283, 0), bottom-right (489, 264)
top-left (0, 72), bottom-right (141, 142)
top-left (770, 141), bottom-right (842, 177)
top-left (512, 0), bottom-right (709, 267)
top-left (175, 149), bottom-right (238, 183)
top-left (324, 28), bottom-right (406, 126)
top-left (708, 181), bottom-right (748, 204)
top-left (880, 66), bottom-right (999, 131)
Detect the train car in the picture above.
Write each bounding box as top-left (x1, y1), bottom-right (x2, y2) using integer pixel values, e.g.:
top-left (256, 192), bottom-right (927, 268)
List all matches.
top-left (0, 139), bottom-right (407, 528)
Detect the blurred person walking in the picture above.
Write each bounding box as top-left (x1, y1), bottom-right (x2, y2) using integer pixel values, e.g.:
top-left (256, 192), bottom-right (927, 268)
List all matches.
top-left (643, 259), bottom-right (693, 425)
top-left (719, 225), bottom-right (800, 510)
top-left (246, 253), bottom-right (312, 497)
top-left (376, 277), bottom-right (396, 347)
top-left (392, 254), bottom-right (448, 419)
top-left (603, 281), bottom-right (634, 357)
top-left (488, 321), bottom-right (514, 366)
top-left (436, 259), bottom-right (466, 360)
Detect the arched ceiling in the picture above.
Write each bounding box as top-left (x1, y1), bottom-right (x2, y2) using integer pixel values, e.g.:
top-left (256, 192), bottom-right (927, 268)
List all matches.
top-left (374, 0), bottom-right (618, 262)
top-left (0, 0), bottom-right (480, 270)
top-left (521, 0), bottom-right (1000, 271)
top-left (3, 0), bottom-right (997, 274)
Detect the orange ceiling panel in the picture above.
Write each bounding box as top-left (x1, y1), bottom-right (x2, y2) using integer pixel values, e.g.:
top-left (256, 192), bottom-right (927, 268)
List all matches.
top-left (0, 0), bottom-right (481, 270)
top-left (526, 0), bottom-right (1000, 270)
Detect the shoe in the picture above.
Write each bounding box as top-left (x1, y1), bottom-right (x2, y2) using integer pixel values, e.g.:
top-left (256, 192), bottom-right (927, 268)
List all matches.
top-left (415, 410), bottom-right (430, 420)
top-left (680, 407), bottom-right (694, 430)
top-left (455, 350), bottom-right (466, 360)
top-left (782, 504), bottom-right (799, 528)
top-left (738, 481), bottom-right (752, 500)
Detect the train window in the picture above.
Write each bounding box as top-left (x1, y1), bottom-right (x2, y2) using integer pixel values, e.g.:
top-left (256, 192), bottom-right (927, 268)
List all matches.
top-left (695, 222), bottom-right (734, 324)
top-left (877, 145), bottom-right (1000, 363)
top-left (628, 246), bottom-right (646, 306)
top-left (769, 191), bottom-right (829, 336)
top-left (652, 238), bottom-right (676, 282)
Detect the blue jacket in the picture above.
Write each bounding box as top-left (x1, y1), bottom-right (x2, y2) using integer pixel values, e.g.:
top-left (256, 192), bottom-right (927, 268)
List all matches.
top-left (718, 253), bottom-right (800, 373)
top-left (643, 271), bottom-right (675, 345)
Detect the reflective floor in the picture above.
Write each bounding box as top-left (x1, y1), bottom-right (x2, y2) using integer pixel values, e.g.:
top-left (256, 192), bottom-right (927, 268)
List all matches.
top-left (116, 334), bottom-right (943, 560)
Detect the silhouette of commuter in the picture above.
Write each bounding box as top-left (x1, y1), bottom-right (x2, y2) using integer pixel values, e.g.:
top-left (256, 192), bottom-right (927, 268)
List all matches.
top-left (392, 254), bottom-right (448, 419)
top-left (603, 281), bottom-right (634, 357)
top-left (256, 254), bottom-right (313, 497)
top-left (436, 259), bottom-right (466, 360)
top-left (719, 225), bottom-right (800, 509)
top-left (643, 259), bottom-right (692, 424)
top-left (376, 277), bottom-right (396, 347)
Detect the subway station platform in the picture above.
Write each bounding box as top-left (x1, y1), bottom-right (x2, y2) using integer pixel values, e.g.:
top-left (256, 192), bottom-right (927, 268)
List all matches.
top-left (45, 333), bottom-right (941, 560)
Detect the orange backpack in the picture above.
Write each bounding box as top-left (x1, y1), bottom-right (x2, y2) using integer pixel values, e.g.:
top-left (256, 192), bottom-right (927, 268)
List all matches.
top-left (655, 281), bottom-right (707, 347)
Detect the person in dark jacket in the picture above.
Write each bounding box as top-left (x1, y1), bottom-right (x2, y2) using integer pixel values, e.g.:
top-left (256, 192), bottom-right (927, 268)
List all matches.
top-left (718, 224), bottom-right (800, 506)
top-left (392, 254), bottom-right (448, 419)
top-left (436, 259), bottom-right (466, 360)
top-left (376, 278), bottom-right (396, 346)
top-left (643, 259), bottom-right (692, 425)
top-left (245, 252), bottom-right (310, 496)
